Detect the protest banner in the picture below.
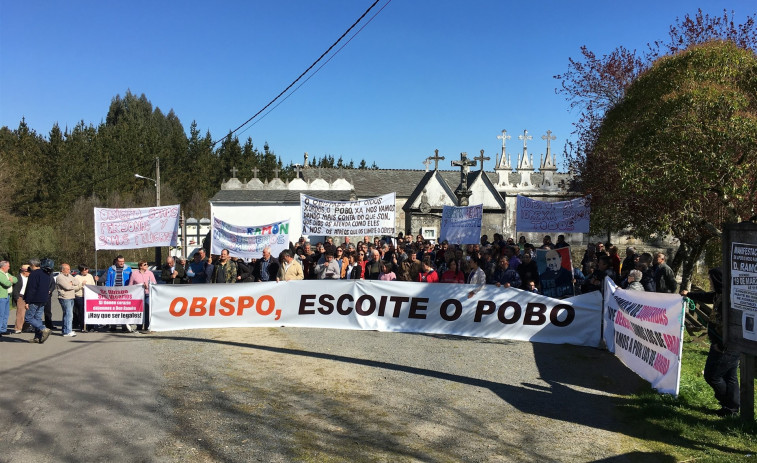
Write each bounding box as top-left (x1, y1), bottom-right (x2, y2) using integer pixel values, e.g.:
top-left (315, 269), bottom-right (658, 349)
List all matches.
top-left (440, 204), bottom-right (483, 245)
top-left (83, 284), bottom-right (144, 325)
top-left (211, 217), bottom-right (290, 259)
top-left (300, 193), bottom-right (395, 236)
top-left (150, 280), bottom-right (601, 347)
top-left (603, 278), bottom-right (685, 395)
top-left (730, 242), bottom-right (757, 313)
top-left (94, 206), bottom-right (180, 250)
top-left (535, 247), bottom-right (574, 298)
top-left (515, 195), bottom-right (590, 233)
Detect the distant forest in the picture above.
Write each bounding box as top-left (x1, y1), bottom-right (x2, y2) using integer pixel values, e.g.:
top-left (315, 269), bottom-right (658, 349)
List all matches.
top-left (0, 90), bottom-right (377, 267)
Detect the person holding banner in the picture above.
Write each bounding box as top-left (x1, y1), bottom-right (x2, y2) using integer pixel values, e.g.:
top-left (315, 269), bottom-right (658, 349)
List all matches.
top-left (105, 255), bottom-right (135, 332)
top-left (129, 260), bottom-right (156, 331)
top-left (74, 265), bottom-right (96, 332)
top-left (681, 269), bottom-right (740, 417)
top-left (440, 259), bottom-right (465, 284)
top-left (466, 256), bottom-right (487, 299)
top-left (417, 257), bottom-right (438, 283)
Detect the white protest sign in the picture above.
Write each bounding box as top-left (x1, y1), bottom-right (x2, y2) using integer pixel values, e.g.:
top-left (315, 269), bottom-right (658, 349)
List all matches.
top-left (211, 217), bottom-right (290, 259)
top-left (603, 278), bottom-right (685, 395)
top-left (440, 204), bottom-right (483, 245)
top-left (515, 195), bottom-right (590, 233)
top-left (84, 284), bottom-right (144, 325)
top-left (94, 206), bottom-right (180, 250)
top-left (730, 242), bottom-right (757, 312)
top-left (300, 193), bottom-right (395, 236)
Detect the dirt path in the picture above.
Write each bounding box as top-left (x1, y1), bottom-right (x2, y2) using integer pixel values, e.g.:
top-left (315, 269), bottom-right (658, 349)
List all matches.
top-left (152, 327), bottom-right (657, 462)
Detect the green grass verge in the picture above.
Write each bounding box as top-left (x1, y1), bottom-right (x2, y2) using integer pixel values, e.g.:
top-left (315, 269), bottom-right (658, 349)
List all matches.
top-left (617, 332), bottom-right (757, 462)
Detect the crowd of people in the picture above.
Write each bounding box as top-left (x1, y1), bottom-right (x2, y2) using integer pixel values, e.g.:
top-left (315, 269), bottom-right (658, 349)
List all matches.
top-left (0, 233), bottom-right (680, 343)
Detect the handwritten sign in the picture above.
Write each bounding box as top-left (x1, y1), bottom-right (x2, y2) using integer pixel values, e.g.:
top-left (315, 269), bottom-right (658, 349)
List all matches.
top-left (301, 193), bottom-right (395, 236)
top-left (94, 206), bottom-right (180, 250)
top-left (515, 195), bottom-right (590, 233)
top-left (211, 217), bottom-right (290, 259)
top-left (440, 204), bottom-right (482, 245)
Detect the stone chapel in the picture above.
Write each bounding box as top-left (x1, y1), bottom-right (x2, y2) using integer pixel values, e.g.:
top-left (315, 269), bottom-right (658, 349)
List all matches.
top-left (210, 128), bottom-right (578, 243)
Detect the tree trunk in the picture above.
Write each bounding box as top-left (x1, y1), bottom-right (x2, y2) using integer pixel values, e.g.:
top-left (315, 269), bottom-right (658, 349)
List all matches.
top-left (679, 236), bottom-right (710, 291)
top-left (669, 241), bottom-right (688, 275)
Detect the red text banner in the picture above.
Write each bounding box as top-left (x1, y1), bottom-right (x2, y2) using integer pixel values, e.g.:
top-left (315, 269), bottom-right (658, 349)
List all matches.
top-left (150, 280), bottom-right (601, 346)
top-left (84, 285), bottom-right (144, 325)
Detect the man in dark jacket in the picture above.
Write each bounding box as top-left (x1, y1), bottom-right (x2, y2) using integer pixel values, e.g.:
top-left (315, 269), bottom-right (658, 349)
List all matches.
top-left (253, 246), bottom-right (279, 282)
top-left (681, 268), bottom-right (739, 417)
top-left (654, 252), bottom-right (677, 293)
top-left (24, 259), bottom-right (53, 344)
top-left (161, 256), bottom-right (186, 284)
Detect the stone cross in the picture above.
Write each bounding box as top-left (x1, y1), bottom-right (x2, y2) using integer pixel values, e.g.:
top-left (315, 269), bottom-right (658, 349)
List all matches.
top-left (518, 130), bottom-right (532, 150)
top-left (273, 167), bottom-right (280, 179)
top-left (422, 158), bottom-right (431, 172)
top-left (541, 130), bottom-right (556, 151)
top-left (451, 152), bottom-right (476, 206)
top-left (452, 152), bottom-right (477, 184)
top-left (497, 129), bottom-right (511, 150)
top-left (474, 149), bottom-right (490, 171)
top-left (293, 164), bottom-right (303, 178)
top-left (251, 167), bottom-right (259, 179)
top-left (428, 149), bottom-right (445, 171)
top-left (230, 166), bottom-right (239, 178)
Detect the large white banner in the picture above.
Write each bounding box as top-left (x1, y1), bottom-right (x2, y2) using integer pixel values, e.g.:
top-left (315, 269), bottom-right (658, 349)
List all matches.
top-left (94, 206), bottom-right (180, 250)
top-left (603, 278), bottom-right (685, 395)
top-left (211, 217), bottom-right (290, 259)
top-left (83, 285), bottom-right (144, 325)
top-left (515, 195), bottom-right (590, 233)
top-left (440, 204), bottom-right (483, 245)
top-left (300, 193), bottom-right (395, 236)
top-left (150, 280), bottom-right (601, 347)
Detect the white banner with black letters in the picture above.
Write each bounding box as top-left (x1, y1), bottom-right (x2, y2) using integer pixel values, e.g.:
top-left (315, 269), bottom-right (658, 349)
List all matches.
top-left (300, 193), bottom-right (395, 237)
top-left (150, 280), bottom-right (601, 347)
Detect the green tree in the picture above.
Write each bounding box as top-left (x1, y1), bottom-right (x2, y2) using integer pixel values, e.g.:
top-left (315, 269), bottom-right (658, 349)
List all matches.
top-left (590, 41), bottom-right (757, 288)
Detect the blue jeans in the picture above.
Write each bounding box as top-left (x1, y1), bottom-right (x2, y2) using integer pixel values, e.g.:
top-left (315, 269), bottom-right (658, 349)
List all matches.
top-left (25, 303), bottom-right (46, 338)
top-left (0, 296), bottom-right (9, 333)
top-left (59, 298), bottom-right (74, 334)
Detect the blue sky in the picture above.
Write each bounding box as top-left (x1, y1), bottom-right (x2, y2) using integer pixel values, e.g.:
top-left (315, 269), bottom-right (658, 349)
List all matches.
top-left (1, 1), bottom-right (753, 171)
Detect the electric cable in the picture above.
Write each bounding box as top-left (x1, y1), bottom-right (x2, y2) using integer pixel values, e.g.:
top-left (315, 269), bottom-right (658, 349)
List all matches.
top-left (212, 0), bottom-right (386, 146)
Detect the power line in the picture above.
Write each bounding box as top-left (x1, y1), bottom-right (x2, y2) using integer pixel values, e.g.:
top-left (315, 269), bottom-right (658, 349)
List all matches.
top-left (212, 0), bottom-right (387, 146)
top-left (236, 0), bottom-right (393, 139)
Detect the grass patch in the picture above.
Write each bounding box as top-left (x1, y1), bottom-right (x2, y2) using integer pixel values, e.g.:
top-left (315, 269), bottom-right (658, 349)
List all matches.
top-left (617, 332), bottom-right (757, 462)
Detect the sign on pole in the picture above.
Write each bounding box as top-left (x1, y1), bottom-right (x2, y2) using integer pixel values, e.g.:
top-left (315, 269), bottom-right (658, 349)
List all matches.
top-left (94, 206), bottom-right (180, 250)
top-left (515, 195), bottom-right (590, 233)
top-left (440, 204), bottom-right (483, 245)
top-left (300, 193), bottom-right (395, 236)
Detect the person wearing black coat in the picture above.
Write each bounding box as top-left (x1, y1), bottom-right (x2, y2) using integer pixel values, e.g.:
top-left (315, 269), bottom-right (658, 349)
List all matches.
top-left (253, 247), bottom-right (279, 282)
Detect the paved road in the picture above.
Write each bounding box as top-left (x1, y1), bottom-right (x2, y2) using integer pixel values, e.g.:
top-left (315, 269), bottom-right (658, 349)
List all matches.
top-left (1, 299), bottom-right (670, 462)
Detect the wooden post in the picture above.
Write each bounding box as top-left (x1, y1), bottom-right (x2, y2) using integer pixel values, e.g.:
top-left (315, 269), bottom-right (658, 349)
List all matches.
top-left (742, 354), bottom-right (755, 422)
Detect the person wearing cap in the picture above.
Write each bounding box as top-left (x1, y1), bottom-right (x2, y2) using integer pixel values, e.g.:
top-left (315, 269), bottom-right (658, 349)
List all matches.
top-left (681, 268), bottom-right (739, 417)
top-left (0, 260), bottom-right (18, 336)
top-left (24, 259), bottom-right (53, 343)
top-left (12, 264), bottom-right (31, 333)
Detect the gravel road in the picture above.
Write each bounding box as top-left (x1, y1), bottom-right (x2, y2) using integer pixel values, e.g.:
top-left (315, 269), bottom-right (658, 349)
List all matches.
top-left (2, 301), bottom-right (667, 462)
